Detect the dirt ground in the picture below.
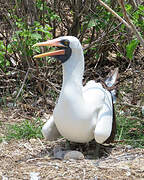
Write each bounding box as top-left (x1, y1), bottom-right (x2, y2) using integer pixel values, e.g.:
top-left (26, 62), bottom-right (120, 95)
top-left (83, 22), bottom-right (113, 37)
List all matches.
top-left (0, 138), bottom-right (144, 180)
top-left (0, 109), bottom-right (144, 180)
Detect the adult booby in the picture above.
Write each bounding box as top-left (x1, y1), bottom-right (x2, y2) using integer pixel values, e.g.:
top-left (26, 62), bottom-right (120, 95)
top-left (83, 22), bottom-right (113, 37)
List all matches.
top-left (33, 36), bottom-right (118, 146)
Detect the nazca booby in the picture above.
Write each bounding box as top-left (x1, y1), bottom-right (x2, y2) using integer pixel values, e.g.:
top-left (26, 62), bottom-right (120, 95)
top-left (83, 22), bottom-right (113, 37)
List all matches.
top-left (33, 36), bottom-right (118, 144)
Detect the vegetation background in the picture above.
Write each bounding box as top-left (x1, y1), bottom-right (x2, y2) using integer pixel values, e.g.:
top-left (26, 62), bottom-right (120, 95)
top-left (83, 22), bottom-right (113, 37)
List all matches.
top-left (0, 0), bottom-right (144, 148)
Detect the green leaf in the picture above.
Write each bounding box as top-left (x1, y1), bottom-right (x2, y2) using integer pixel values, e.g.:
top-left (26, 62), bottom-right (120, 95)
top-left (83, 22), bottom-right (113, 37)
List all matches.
top-left (6, 61), bottom-right (10, 66)
top-left (117, 12), bottom-right (123, 17)
top-left (88, 19), bottom-right (96, 28)
top-left (138, 5), bottom-right (144, 11)
top-left (0, 41), bottom-right (6, 50)
top-left (31, 33), bottom-right (42, 40)
top-left (0, 51), bottom-right (5, 56)
top-left (126, 39), bottom-right (139, 60)
top-left (126, 4), bottom-right (132, 12)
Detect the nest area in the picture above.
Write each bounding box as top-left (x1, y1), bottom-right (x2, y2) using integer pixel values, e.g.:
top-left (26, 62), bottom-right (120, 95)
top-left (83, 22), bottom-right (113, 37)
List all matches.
top-left (0, 135), bottom-right (144, 179)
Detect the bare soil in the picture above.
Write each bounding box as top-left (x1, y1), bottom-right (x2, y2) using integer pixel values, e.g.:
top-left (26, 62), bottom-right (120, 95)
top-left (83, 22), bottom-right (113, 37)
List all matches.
top-left (0, 138), bottom-right (144, 180)
top-left (0, 109), bottom-right (144, 180)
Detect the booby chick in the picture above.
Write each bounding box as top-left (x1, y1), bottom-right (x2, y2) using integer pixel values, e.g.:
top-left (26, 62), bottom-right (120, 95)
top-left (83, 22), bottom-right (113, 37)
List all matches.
top-left (33, 36), bottom-right (118, 146)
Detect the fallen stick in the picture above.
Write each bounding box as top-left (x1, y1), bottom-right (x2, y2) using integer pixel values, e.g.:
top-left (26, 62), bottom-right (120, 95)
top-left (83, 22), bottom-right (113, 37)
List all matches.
top-left (15, 68), bottom-right (30, 101)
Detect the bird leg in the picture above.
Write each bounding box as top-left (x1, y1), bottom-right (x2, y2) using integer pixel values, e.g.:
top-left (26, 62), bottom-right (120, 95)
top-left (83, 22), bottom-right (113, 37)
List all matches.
top-left (94, 142), bottom-right (101, 159)
top-left (65, 139), bottom-right (71, 150)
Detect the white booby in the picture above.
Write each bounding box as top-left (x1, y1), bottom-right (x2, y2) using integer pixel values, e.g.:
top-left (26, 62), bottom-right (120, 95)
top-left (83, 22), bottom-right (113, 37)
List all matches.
top-left (33, 36), bottom-right (118, 145)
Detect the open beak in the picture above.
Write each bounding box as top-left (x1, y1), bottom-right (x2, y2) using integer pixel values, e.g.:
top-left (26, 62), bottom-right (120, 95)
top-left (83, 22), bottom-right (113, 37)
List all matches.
top-left (33, 39), bottom-right (65, 58)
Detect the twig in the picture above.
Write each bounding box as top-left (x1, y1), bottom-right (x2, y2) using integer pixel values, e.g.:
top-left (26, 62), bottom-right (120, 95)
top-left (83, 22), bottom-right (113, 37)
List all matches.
top-left (37, 138), bottom-right (45, 149)
top-left (98, 0), bottom-right (144, 48)
top-left (15, 68), bottom-right (30, 101)
top-left (83, 32), bottom-right (106, 50)
top-left (118, 102), bottom-right (141, 108)
top-left (97, 0), bottom-right (132, 29)
top-left (82, 169), bottom-right (86, 180)
top-left (84, 22), bottom-right (123, 50)
top-left (118, 0), bottom-right (144, 48)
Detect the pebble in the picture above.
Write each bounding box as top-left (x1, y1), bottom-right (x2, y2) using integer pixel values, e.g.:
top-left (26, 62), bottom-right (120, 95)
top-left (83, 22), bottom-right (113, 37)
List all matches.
top-left (64, 151), bottom-right (84, 160)
top-left (53, 146), bottom-right (84, 160)
top-left (53, 146), bottom-right (66, 159)
top-left (125, 145), bottom-right (132, 150)
top-left (30, 172), bottom-right (40, 180)
top-left (29, 138), bottom-right (37, 144)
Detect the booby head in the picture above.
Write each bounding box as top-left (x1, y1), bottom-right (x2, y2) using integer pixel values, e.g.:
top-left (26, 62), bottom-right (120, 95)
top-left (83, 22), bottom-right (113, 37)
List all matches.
top-left (33, 36), bottom-right (82, 63)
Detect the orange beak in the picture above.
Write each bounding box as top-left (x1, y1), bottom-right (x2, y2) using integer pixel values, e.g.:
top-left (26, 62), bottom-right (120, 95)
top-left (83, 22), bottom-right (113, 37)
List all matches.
top-left (33, 39), bottom-right (65, 58)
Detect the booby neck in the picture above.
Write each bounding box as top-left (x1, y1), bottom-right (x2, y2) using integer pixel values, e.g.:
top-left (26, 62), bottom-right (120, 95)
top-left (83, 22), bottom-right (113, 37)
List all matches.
top-left (62, 48), bottom-right (84, 89)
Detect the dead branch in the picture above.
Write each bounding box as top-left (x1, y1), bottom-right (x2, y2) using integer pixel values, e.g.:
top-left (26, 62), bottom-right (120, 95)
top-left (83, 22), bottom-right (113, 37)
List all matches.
top-left (97, 0), bottom-right (132, 29)
top-left (118, 0), bottom-right (144, 48)
top-left (15, 68), bottom-right (30, 101)
top-left (98, 0), bottom-right (144, 48)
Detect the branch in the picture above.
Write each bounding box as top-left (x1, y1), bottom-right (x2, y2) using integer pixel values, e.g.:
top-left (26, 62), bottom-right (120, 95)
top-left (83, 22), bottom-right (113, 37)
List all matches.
top-left (97, 0), bottom-right (132, 29)
top-left (83, 22), bottom-right (122, 50)
top-left (98, 0), bottom-right (144, 48)
top-left (118, 0), bottom-right (144, 48)
top-left (15, 68), bottom-right (30, 101)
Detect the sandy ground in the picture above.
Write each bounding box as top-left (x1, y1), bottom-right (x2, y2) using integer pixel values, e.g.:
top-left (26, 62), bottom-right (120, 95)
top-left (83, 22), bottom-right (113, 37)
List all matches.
top-left (0, 138), bottom-right (144, 180)
top-left (0, 109), bottom-right (144, 180)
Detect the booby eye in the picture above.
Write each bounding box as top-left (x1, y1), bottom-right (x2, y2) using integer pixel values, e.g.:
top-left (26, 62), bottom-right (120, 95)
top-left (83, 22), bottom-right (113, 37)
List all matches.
top-left (64, 41), bottom-right (69, 46)
top-left (61, 40), bottom-right (70, 46)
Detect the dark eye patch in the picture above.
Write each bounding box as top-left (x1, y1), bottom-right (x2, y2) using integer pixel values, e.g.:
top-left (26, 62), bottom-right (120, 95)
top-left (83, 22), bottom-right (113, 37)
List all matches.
top-left (53, 39), bottom-right (71, 63)
top-left (61, 39), bottom-right (70, 47)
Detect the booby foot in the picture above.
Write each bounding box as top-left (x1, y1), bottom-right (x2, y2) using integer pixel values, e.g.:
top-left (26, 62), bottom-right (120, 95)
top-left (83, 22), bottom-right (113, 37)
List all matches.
top-left (65, 139), bottom-right (71, 150)
top-left (94, 143), bottom-right (101, 159)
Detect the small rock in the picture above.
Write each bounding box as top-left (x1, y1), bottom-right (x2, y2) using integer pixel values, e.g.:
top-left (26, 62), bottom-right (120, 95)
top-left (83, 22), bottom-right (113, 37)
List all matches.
top-left (30, 172), bottom-right (40, 180)
top-left (53, 146), bottom-right (66, 159)
top-left (64, 151), bottom-right (84, 160)
top-left (7, 103), bottom-right (16, 108)
top-left (126, 171), bottom-right (131, 177)
top-left (94, 177), bottom-right (98, 180)
top-left (125, 145), bottom-right (132, 150)
top-left (29, 138), bottom-right (36, 144)
top-left (2, 176), bottom-right (8, 180)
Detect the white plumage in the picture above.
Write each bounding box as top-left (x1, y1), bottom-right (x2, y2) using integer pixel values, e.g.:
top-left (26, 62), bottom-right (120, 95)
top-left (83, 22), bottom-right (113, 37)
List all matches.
top-left (34, 36), bottom-right (118, 144)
